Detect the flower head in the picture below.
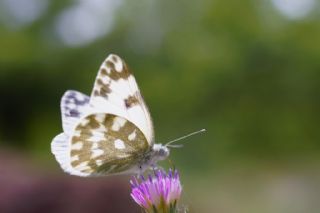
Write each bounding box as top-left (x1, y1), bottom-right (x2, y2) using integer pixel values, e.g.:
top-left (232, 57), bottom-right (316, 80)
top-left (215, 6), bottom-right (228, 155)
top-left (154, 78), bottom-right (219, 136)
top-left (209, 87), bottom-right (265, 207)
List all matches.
top-left (130, 169), bottom-right (182, 213)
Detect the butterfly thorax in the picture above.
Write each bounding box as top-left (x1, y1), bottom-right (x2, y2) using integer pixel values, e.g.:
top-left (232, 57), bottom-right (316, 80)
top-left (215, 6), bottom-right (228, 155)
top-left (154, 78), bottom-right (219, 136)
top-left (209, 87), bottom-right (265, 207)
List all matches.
top-left (137, 143), bottom-right (169, 173)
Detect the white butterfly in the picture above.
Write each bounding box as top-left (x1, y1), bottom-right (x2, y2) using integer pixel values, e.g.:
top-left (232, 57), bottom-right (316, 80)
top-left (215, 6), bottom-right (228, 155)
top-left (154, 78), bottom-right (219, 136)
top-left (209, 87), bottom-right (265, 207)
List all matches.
top-left (51, 54), bottom-right (170, 176)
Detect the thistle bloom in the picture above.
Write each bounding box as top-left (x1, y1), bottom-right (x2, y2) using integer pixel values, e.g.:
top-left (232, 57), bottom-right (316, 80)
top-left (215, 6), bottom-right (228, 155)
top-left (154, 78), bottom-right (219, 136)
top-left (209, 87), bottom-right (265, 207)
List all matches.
top-left (130, 169), bottom-right (182, 213)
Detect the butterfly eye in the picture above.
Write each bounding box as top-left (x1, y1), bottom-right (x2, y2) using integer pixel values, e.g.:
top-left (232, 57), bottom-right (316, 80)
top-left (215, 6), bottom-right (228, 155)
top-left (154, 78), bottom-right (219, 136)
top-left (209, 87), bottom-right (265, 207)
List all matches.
top-left (158, 149), bottom-right (165, 156)
top-left (158, 147), bottom-right (169, 158)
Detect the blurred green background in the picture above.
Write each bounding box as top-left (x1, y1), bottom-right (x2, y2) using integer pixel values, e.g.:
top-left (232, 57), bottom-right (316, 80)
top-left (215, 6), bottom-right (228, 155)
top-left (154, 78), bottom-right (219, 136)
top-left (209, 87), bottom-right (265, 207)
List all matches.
top-left (0, 0), bottom-right (320, 212)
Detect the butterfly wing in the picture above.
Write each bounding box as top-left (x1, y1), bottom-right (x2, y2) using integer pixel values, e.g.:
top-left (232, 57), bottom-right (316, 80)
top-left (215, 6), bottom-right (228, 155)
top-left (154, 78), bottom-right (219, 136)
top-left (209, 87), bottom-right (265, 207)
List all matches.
top-left (60, 90), bottom-right (90, 134)
top-left (89, 54), bottom-right (154, 144)
top-left (51, 54), bottom-right (154, 176)
top-left (52, 113), bottom-right (149, 176)
top-left (52, 90), bottom-right (91, 176)
top-left (68, 113), bottom-right (149, 176)
top-left (52, 133), bottom-right (89, 176)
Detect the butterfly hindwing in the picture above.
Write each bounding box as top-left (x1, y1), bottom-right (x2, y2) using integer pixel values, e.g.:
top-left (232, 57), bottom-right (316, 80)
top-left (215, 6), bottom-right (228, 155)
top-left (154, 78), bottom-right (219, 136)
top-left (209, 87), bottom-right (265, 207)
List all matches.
top-left (51, 133), bottom-right (89, 176)
top-left (89, 54), bottom-right (154, 144)
top-left (69, 113), bottom-right (149, 175)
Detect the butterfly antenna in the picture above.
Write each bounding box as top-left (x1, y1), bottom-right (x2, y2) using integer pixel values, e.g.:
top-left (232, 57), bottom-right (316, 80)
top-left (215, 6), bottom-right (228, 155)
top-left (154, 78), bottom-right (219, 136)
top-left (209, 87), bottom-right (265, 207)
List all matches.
top-left (165, 129), bottom-right (206, 148)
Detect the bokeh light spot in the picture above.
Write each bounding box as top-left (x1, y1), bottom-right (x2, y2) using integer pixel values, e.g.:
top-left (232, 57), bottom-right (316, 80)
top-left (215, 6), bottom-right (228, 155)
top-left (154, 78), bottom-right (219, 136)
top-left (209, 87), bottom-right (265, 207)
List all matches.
top-left (54, 0), bottom-right (123, 47)
top-left (271, 0), bottom-right (315, 20)
top-left (0, 0), bottom-right (49, 28)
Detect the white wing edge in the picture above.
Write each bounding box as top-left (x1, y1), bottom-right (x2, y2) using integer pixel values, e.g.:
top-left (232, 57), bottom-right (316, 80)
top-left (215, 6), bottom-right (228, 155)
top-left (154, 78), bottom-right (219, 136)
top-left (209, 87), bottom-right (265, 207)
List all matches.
top-left (51, 133), bottom-right (89, 177)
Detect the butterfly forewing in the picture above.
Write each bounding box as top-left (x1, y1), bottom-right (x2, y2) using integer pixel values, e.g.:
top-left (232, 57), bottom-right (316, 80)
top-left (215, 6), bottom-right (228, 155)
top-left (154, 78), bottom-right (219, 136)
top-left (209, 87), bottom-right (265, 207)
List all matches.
top-left (69, 113), bottom-right (149, 175)
top-left (89, 54), bottom-right (154, 144)
top-left (61, 90), bottom-right (90, 134)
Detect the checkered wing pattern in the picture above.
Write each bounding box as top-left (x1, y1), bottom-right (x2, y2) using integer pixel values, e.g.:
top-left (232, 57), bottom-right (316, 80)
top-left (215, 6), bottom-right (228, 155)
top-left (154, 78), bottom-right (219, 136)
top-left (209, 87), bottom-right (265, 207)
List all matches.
top-left (89, 54), bottom-right (154, 144)
top-left (60, 90), bottom-right (90, 133)
top-left (51, 54), bottom-right (154, 176)
top-left (68, 114), bottom-right (149, 176)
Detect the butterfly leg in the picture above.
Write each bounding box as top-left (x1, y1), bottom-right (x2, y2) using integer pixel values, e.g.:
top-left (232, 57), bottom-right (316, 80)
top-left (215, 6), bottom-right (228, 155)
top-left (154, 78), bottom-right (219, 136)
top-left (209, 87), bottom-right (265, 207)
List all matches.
top-left (151, 163), bottom-right (164, 172)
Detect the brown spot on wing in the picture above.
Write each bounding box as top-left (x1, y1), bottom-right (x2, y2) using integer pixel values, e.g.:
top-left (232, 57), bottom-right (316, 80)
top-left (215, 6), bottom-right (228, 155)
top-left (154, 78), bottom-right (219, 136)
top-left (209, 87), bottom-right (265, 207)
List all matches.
top-left (99, 84), bottom-right (111, 97)
top-left (105, 60), bottom-right (131, 80)
top-left (86, 116), bottom-right (100, 129)
top-left (100, 68), bottom-right (108, 76)
top-left (111, 55), bottom-right (118, 63)
top-left (124, 95), bottom-right (139, 108)
top-left (94, 90), bottom-right (99, 96)
top-left (93, 78), bottom-right (111, 98)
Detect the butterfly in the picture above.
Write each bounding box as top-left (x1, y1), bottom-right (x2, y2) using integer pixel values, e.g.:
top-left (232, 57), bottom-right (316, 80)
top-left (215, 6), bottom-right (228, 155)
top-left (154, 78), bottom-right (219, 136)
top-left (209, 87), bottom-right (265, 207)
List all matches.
top-left (51, 54), bottom-right (170, 177)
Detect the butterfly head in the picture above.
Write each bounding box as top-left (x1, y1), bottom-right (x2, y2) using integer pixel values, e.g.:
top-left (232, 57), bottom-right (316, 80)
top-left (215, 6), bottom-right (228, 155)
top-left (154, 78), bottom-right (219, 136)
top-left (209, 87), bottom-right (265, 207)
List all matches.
top-left (151, 143), bottom-right (170, 161)
top-left (144, 129), bottom-right (207, 169)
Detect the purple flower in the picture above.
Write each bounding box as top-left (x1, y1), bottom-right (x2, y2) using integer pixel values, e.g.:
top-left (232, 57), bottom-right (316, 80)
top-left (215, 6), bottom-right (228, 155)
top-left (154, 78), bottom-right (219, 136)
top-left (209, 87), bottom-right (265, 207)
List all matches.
top-left (130, 169), bottom-right (182, 213)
